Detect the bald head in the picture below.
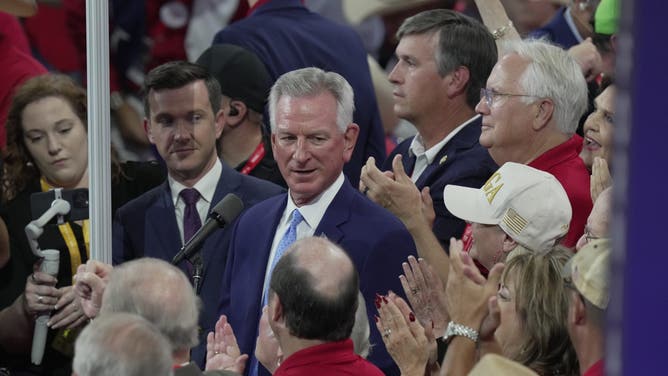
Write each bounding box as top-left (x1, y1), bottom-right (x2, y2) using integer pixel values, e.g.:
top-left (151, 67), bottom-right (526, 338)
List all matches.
top-left (292, 237), bottom-right (355, 299)
top-left (270, 237), bottom-right (359, 342)
top-left (100, 258), bottom-right (200, 352)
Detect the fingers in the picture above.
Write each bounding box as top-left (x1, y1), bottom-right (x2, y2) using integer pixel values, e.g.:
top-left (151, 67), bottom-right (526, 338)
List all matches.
top-left (30, 271), bottom-right (58, 286)
top-left (420, 187), bottom-right (436, 227)
top-left (54, 286), bottom-right (75, 311)
top-left (391, 154), bottom-right (411, 183)
top-left (74, 271), bottom-right (105, 300)
top-left (448, 238), bottom-right (465, 275)
top-left (206, 332), bottom-right (215, 361)
top-left (407, 256), bottom-right (427, 292)
top-left (84, 259), bottom-right (113, 280)
top-left (462, 265), bottom-right (487, 285)
top-left (361, 157), bottom-right (394, 205)
top-left (485, 263), bottom-right (505, 292)
top-left (49, 298), bottom-right (85, 329)
top-left (235, 354), bottom-right (249, 374)
top-left (394, 296), bottom-right (427, 347)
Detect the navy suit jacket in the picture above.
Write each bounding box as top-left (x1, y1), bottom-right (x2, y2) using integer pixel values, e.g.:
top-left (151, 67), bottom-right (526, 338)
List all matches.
top-left (384, 117), bottom-right (498, 249)
top-left (530, 7), bottom-right (580, 49)
top-left (112, 163), bottom-right (284, 366)
top-left (212, 0), bottom-right (385, 187)
top-left (219, 181), bottom-right (417, 375)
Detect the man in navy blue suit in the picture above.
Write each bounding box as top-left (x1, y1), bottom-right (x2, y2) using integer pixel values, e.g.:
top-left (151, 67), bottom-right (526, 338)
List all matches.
top-left (361, 10), bottom-right (498, 251)
top-left (112, 61), bottom-right (284, 366)
top-left (219, 68), bottom-right (416, 376)
top-left (212, 0), bottom-right (385, 188)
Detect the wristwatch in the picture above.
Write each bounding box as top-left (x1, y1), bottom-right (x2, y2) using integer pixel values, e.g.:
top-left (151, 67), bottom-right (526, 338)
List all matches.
top-left (443, 321), bottom-right (479, 344)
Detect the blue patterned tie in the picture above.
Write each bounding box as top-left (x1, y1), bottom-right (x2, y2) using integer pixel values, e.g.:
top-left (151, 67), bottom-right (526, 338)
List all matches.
top-left (263, 209), bottom-right (303, 306)
top-left (180, 188), bottom-right (201, 243)
top-left (250, 209), bottom-right (303, 376)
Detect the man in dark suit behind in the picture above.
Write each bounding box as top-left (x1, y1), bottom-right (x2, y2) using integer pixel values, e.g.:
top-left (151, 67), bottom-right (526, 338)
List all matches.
top-left (219, 67), bottom-right (416, 376)
top-left (212, 0), bottom-right (386, 188)
top-left (361, 10), bottom-right (499, 251)
top-left (112, 61), bottom-right (284, 366)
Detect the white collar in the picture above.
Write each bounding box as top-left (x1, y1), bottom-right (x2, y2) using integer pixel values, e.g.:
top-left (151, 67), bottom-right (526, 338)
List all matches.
top-left (168, 158), bottom-right (222, 206)
top-left (283, 173), bottom-right (345, 230)
top-left (408, 115), bottom-right (480, 162)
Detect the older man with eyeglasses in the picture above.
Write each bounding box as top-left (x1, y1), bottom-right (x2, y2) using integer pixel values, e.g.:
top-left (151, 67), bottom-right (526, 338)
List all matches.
top-left (475, 39), bottom-right (592, 248)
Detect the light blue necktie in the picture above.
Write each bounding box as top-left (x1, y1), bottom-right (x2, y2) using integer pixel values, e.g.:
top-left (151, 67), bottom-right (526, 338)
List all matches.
top-left (262, 209), bottom-right (303, 306)
top-left (251, 209), bottom-right (303, 376)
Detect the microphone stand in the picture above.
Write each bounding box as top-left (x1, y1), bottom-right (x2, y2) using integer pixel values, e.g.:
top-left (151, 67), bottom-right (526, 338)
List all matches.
top-left (188, 251), bottom-right (204, 295)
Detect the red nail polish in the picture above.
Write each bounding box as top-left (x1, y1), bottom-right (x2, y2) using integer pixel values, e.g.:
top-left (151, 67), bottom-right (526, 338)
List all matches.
top-left (374, 315), bottom-right (379, 323)
top-left (409, 312), bottom-right (415, 322)
top-left (382, 296), bottom-right (388, 304)
top-left (374, 296), bottom-right (381, 309)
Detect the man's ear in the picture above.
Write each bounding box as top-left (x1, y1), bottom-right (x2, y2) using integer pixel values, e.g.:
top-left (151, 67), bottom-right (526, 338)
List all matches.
top-left (226, 100), bottom-right (248, 128)
top-left (446, 65), bottom-right (471, 98)
top-left (502, 233), bottom-right (518, 254)
top-left (342, 123), bottom-right (360, 162)
top-left (214, 109), bottom-right (225, 138)
top-left (532, 98), bottom-right (554, 131)
top-left (571, 291), bottom-right (587, 326)
top-left (144, 119), bottom-right (154, 144)
top-left (269, 293), bottom-right (284, 325)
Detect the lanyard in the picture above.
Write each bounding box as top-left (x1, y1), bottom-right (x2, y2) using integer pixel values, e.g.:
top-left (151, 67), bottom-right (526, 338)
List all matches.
top-left (40, 178), bottom-right (90, 277)
top-left (240, 142), bottom-right (266, 175)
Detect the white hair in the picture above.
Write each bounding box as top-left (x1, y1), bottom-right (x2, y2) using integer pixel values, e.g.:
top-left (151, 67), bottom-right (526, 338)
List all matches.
top-left (73, 313), bottom-right (173, 376)
top-left (268, 67), bottom-right (354, 133)
top-left (501, 39), bottom-right (588, 135)
top-left (101, 258), bottom-right (201, 352)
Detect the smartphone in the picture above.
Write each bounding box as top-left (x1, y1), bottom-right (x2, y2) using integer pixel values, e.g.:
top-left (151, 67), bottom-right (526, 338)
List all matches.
top-left (30, 188), bottom-right (90, 224)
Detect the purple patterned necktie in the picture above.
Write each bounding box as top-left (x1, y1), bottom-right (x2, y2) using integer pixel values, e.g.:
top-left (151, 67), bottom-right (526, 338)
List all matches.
top-left (180, 188), bottom-right (202, 243)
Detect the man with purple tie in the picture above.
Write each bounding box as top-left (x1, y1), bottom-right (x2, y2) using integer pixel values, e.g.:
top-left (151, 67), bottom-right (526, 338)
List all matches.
top-left (112, 61), bottom-right (283, 366)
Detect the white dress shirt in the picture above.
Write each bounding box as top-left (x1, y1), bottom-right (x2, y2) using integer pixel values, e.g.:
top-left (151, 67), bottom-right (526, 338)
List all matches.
top-left (408, 115), bottom-right (480, 182)
top-left (260, 173), bottom-right (345, 299)
top-left (168, 159), bottom-right (223, 244)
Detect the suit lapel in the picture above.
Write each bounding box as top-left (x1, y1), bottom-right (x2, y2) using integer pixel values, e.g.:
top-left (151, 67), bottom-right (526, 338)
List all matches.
top-left (415, 119), bottom-right (482, 188)
top-left (144, 182), bottom-right (181, 260)
top-left (314, 182), bottom-right (355, 243)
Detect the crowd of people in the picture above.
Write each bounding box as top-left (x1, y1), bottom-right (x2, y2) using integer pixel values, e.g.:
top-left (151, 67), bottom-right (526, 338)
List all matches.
top-left (0, 0), bottom-right (619, 375)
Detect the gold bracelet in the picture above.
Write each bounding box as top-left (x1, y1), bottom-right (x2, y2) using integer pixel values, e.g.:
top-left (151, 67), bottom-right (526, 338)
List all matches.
top-left (491, 20), bottom-right (513, 40)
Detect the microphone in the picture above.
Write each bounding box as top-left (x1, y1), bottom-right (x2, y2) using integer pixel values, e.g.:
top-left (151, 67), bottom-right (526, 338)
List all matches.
top-left (172, 193), bottom-right (244, 265)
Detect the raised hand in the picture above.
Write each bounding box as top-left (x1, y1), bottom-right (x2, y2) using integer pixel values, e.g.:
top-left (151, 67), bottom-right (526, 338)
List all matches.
top-left (74, 260), bottom-right (113, 319)
top-left (399, 256), bottom-right (449, 335)
top-left (49, 285), bottom-right (88, 329)
top-left (375, 292), bottom-right (431, 376)
top-left (445, 238), bottom-right (504, 330)
top-left (591, 156), bottom-right (612, 203)
top-left (206, 314), bottom-right (248, 373)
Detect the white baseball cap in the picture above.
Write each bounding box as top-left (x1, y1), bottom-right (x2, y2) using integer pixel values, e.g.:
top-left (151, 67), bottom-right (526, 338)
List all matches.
top-left (562, 238), bottom-right (611, 309)
top-left (443, 162), bottom-right (572, 252)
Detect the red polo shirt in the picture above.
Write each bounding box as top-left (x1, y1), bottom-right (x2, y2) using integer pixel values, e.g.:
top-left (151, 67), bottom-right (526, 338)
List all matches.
top-left (528, 135), bottom-right (592, 248)
top-left (274, 339), bottom-right (383, 376)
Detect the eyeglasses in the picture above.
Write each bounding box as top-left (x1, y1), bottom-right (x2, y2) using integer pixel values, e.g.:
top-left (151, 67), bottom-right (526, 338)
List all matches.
top-left (584, 228), bottom-right (601, 243)
top-left (479, 87), bottom-right (538, 107)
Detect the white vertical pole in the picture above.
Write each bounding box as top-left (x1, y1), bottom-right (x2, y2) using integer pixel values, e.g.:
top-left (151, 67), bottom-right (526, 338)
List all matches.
top-left (86, 0), bottom-right (112, 264)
